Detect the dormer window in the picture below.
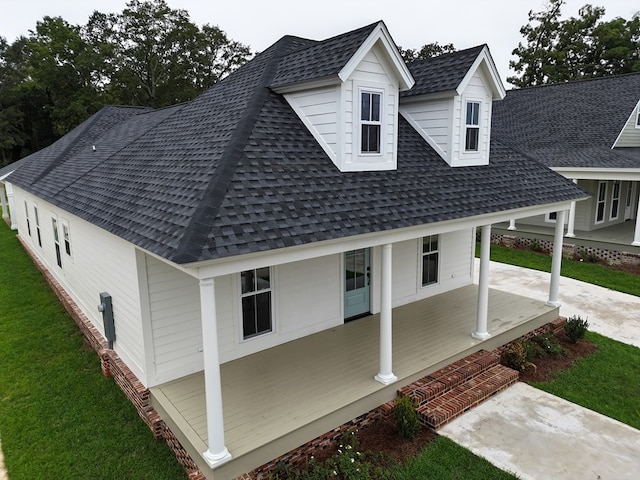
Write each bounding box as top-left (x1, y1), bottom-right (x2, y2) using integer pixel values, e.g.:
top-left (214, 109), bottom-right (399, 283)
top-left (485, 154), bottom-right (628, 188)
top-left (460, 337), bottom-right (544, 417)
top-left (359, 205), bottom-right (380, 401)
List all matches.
top-left (361, 91), bottom-right (382, 153)
top-left (465, 101), bottom-right (480, 151)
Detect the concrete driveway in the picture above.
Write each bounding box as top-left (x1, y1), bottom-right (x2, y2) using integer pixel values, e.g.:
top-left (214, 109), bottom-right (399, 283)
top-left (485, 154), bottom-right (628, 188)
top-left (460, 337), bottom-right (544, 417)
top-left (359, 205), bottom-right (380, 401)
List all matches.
top-left (442, 260), bottom-right (640, 479)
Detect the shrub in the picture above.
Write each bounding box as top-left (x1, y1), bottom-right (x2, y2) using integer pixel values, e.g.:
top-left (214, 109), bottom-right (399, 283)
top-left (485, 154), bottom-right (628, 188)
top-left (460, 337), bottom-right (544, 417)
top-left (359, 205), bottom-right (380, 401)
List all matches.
top-left (502, 339), bottom-right (537, 372)
top-left (564, 315), bottom-right (589, 343)
top-left (528, 239), bottom-right (543, 252)
top-left (531, 332), bottom-right (567, 357)
top-left (577, 249), bottom-right (599, 263)
top-left (394, 395), bottom-right (421, 440)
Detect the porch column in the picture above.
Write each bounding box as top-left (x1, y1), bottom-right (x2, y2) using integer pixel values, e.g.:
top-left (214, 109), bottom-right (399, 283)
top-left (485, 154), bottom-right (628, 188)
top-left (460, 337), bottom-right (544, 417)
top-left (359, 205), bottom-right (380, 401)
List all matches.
top-left (199, 278), bottom-right (232, 468)
top-left (375, 243), bottom-right (397, 385)
top-left (634, 193), bottom-right (640, 246)
top-left (547, 210), bottom-right (566, 307)
top-left (473, 225), bottom-right (491, 340)
top-left (507, 219), bottom-right (517, 231)
top-left (566, 179), bottom-right (577, 238)
top-left (5, 183), bottom-right (16, 230)
top-left (0, 184), bottom-right (8, 221)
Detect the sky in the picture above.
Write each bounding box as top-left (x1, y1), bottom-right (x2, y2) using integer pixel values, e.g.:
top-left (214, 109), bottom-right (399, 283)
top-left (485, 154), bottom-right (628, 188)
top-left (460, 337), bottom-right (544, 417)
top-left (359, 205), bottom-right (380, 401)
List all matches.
top-left (1, 0), bottom-right (637, 87)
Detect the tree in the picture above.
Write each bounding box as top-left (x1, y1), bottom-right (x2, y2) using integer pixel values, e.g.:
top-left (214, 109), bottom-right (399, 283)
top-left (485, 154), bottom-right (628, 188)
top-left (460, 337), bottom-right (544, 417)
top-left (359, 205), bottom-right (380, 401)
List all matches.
top-left (399, 42), bottom-right (456, 63)
top-left (509, 0), bottom-right (640, 87)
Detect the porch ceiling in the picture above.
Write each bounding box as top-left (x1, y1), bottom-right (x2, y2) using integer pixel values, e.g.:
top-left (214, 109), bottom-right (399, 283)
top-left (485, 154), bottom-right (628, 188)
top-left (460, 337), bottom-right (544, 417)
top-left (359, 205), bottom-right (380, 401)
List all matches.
top-left (151, 284), bottom-right (558, 477)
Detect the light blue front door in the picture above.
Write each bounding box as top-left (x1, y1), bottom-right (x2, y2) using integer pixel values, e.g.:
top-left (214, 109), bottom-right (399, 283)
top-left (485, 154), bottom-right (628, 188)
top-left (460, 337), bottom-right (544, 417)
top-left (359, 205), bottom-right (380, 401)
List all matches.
top-left (344, 248), bottom-right (370, 320)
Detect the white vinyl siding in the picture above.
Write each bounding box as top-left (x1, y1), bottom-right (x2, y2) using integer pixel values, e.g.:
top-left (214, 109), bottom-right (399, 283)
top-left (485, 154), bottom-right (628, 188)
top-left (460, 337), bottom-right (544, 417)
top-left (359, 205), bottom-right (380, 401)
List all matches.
top-left (613, 101), bottom-right (640, 147)
top-left (12, 187), bottom-right (147, 384)
top-left (284, 86), bottom-right (339, 161)
top-left (400, 98), bottom-right (452, 160)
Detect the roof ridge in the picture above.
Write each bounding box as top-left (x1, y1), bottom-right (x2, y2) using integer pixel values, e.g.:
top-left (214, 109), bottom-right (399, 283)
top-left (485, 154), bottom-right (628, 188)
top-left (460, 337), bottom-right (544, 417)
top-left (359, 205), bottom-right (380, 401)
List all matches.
top-left (171, 41), bottom-right (292, 263)
top-left (507, 71), bottom-right (640, 93)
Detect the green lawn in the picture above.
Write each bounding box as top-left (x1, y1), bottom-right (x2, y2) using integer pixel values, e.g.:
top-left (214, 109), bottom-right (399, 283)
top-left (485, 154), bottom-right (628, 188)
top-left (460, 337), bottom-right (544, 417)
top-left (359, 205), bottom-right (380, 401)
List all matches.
top-left (0, 223), bottom-right (187, 479)
top-left (479, 242), bottom-right (640, 297)
top-left (532, 331), bottom-right (640, 430)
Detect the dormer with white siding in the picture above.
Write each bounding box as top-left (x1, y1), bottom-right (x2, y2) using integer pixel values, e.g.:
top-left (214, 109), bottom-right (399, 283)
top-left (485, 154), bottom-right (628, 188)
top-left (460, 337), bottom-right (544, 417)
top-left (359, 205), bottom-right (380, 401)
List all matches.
top-left (400, 45), bottom-right (505, 167)
top-left (271, 22), bottom-right (414, 172)
top-left (613, 99), bottom-right (640, 147)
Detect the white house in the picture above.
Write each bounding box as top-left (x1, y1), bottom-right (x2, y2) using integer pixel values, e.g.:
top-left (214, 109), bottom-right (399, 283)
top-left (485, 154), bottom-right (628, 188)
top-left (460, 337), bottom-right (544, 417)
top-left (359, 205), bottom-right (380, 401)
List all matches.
top-left (0, 22), bottom-right (588, 479)
top-left (492, 73), bottom-right (640, 251)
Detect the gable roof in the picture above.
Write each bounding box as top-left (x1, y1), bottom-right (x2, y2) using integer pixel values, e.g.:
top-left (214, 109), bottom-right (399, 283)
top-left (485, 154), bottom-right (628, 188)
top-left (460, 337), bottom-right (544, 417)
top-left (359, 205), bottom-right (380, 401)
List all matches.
top-left (402, 45), bottom-right (486, 97)
top-left (5, 24), bottom-right (587, 265)
top-left (491, 73), bottom-right (640, 169)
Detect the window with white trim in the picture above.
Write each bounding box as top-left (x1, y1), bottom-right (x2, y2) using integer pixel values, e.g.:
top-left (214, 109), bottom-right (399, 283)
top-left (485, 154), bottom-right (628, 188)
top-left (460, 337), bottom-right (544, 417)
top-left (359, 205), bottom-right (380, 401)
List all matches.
top-left (545, 212), bottom-right (557, 223)
top-left (421, 235), bottom-right (439, 286)
top-left (62, 221), bottom-right (72, 257)
top-left (240, 267), bottom-right (272, 339)
top-left (34, 205), bottom-right (42, 247)
top-left (595, 181), bottom-right (607, 224)
top-left (464, 101), bottom-right (480, 151)
top-left (24, 201), bottom-right (31, 236)
top-left (360, 91), bottom-right (381, 154)
top-left (52, 216), bottom-right (62, 268)
top-left (610, 181), bottom-right (621, 220)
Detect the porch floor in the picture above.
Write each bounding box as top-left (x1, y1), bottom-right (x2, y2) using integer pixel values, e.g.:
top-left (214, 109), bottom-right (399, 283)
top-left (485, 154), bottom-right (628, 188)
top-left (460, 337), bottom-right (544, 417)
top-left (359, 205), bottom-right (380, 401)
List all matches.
top-left (494, 220), bottom-right (640, 254)
top-left (151, 284), bottom-right (558, 478)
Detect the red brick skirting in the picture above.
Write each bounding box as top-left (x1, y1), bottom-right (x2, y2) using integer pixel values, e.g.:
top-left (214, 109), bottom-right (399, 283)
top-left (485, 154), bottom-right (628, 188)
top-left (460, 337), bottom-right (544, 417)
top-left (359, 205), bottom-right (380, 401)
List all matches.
top-left (17, 236), bottom-right (206, 479)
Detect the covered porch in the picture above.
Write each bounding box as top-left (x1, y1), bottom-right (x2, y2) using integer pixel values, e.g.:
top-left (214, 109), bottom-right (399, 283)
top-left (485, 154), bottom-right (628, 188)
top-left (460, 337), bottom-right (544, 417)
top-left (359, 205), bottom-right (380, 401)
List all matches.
top-left (151, 283), bottom-right (559, 479)
top-left (494, 219), bottom-right (640, 255)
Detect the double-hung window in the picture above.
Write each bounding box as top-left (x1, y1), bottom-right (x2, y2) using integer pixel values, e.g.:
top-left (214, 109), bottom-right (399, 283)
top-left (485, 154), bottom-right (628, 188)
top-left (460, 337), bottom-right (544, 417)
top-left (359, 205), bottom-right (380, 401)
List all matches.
top-left (465, 101), bottom-right (480, 151)
top-left (595, 181), bottom-right (607, 224)
top-left (360, 91), bottom-right (381, 154)
top-left (610, 181), bottom-right (621, 220)
top-left (240, 267), bottom-right (272, 339)
top-left (52, 217), bottom-right (62, 267)
top-left (421, 235), bottom-right (439, 286)
top-left (34, 205), bottom-right (42, 247)
top-left (24, 201), bottom-right (31, 236)
top-left (62, 222), bottom-right (72, 256)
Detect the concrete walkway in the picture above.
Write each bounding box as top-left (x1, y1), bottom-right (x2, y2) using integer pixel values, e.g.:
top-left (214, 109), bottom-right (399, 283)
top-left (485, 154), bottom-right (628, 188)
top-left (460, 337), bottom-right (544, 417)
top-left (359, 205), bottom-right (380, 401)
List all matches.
top-left (0, 436), bottom-right (6, 480)
top-left (440, 260), bottom-right (640, 479)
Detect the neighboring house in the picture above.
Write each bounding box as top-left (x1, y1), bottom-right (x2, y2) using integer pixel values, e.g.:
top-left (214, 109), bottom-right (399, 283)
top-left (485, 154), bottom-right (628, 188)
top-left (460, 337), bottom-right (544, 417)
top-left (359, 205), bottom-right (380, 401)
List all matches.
top-left (491, 73), bottom-right (640, 251)
top-left (0, 22), bottom-right (587, 479)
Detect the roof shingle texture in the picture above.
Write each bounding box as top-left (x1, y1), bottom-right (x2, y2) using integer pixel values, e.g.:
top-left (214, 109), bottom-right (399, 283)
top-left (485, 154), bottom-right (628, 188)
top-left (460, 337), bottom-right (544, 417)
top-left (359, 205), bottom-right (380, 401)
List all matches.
top-left (492, 73), bottom-right (640, 169)
top-left (7, 28), bottom-right (586, 265)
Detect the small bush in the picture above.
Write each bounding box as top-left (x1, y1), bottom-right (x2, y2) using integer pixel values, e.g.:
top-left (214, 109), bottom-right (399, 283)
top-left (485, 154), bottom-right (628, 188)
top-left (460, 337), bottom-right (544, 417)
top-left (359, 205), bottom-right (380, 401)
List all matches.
top-left (577, 249), bottom-right (599, 263)
top-left (531, 332), bottom-right (567, 357)
top-left (502, 339), bottom-right (537, 372)
top-left (564, 315), bottom-right (589, 343)
top-left (528, 239), bottom-right (543, 252)
top-left (394, 395), bottom-right (421, 440)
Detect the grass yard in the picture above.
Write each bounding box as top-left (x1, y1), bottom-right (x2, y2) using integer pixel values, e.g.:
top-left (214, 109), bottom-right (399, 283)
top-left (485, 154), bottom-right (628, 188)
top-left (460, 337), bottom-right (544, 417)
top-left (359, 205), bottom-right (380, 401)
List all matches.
top-left (531, 331), bottom-right (640, 430)
top-left (0, 223), bottom-right (187, 480)
top-left (479, 242), bottom-right (640, 297)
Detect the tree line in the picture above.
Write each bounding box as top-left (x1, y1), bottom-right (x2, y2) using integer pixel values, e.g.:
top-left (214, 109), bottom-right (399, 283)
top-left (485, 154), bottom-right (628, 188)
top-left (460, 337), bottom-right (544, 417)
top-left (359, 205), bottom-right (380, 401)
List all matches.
top-left (1, 0), bottom-right (639, 166)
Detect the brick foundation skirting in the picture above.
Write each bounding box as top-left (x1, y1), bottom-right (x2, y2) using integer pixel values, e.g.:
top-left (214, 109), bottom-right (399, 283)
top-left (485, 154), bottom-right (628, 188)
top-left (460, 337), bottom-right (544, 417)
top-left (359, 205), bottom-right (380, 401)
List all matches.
top-left (17, 236), bottom-right (206, 479)
top-left (492, 233), bottom-right (640, 266)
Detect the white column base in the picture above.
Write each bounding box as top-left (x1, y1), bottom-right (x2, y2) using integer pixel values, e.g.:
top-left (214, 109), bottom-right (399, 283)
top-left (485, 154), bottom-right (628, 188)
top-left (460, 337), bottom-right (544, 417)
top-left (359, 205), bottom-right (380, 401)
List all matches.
top-left (633, 241), bottom-right (640, 247)
top-left (565, 233), bottom-right (576, 238)
top-left (545, 300), bottom-right (561, 308)
top-left (472, 331), bottom-right (491, 341)
top-left (374, 373), bottom-right (398, 385)
top-left (202, 448), bottom-right (232, 468)
top-left (507, 219), bottom-right (517, 231)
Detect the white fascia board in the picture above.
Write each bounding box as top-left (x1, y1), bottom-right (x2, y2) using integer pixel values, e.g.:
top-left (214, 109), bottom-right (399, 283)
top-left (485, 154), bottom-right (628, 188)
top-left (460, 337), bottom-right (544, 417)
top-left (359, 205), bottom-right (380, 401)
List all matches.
top-left (0, 170), bottom-right (15, 182)
top-left (192, 200), bottom-right (583, 279)
top-left (553, 167), bottom-right (640, 181)
top-left (457, 46), bottom-right (506, 100)
top-left (270, 76), bottom-right (340, 94)
top-left (338, 22), bottom-right (415, 91)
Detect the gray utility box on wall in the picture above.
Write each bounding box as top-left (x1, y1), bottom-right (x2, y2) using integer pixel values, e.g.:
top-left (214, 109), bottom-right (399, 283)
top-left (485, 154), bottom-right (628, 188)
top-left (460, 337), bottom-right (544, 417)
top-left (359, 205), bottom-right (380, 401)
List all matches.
top-left (98, 292), bottom-right (115, 349)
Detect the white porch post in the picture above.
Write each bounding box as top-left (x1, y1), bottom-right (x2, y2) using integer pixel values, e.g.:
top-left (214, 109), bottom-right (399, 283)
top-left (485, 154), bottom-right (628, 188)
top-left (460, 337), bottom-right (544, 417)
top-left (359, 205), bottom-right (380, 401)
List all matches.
top-left (507, 219), bottom-right (517, 231)
top-left (0, 184), bottom-right (8, 220)
top-left (199, 278), bottom-right (232, 468)
top-left (473, 225), bottom-right (491, 340)
top-left (375, 243), bottom-right (397, 385)
top-left (634, 193), bottom-right (640, 246)
top-left (547, 210), bottom-right (566, 307)
top-left (566, 179), bottom-right (577, 238)
top-left (5, 183), bottom-right (16, 230)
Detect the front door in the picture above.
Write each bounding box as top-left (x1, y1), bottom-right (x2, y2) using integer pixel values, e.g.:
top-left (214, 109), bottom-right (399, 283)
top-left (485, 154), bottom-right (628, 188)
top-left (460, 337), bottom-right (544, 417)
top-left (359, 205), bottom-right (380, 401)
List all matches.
top-left (344, 248), bottom-right (370, 320)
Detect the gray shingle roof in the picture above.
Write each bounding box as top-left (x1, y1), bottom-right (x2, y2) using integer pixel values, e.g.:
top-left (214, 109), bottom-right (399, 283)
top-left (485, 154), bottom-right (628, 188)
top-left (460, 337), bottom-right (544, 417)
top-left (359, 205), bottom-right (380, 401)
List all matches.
top-left (491, 73), bottom-right (640, 169)
top-left (402, 45), bottom-right (485, 97)
top-left (6, 25), bottom-right (586, 265)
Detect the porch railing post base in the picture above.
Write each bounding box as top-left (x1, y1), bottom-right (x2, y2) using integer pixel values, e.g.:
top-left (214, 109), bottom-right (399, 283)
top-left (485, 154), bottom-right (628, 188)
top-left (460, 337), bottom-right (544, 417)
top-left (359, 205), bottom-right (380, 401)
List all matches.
top-left (374, 373), bottom-right (398, 385)
top-left (472, 331), bottom-right (491, 341)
